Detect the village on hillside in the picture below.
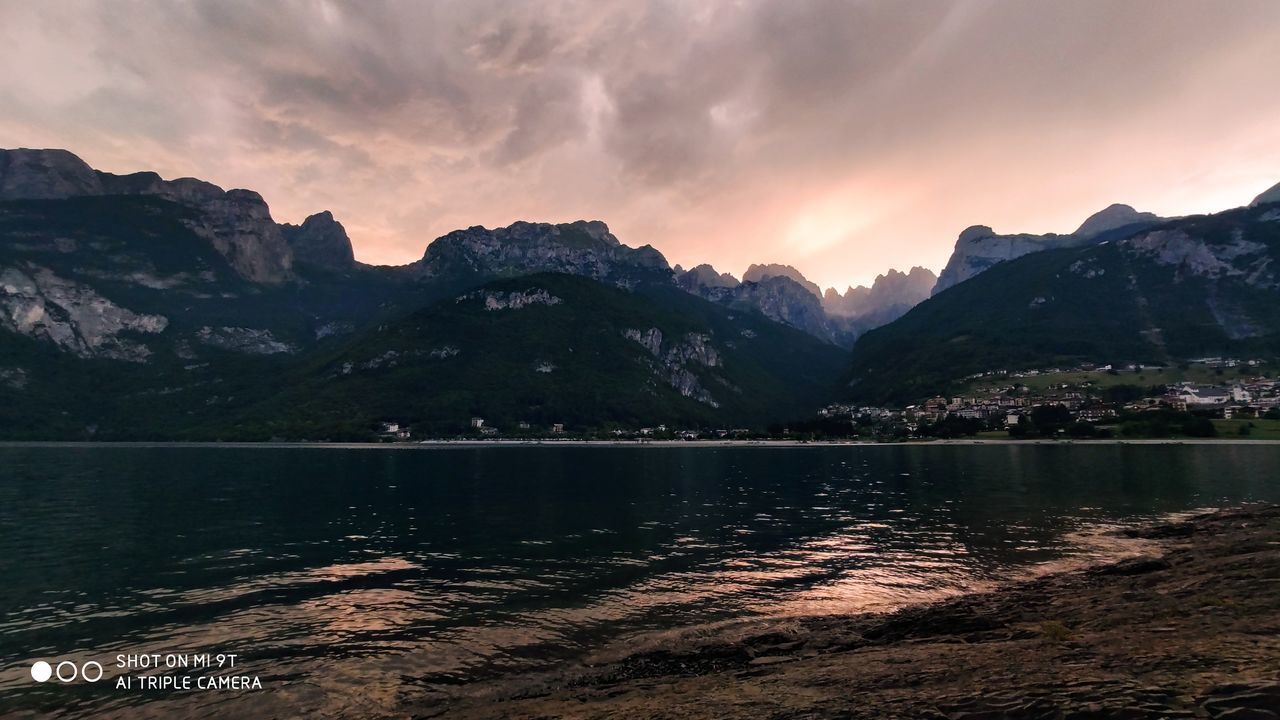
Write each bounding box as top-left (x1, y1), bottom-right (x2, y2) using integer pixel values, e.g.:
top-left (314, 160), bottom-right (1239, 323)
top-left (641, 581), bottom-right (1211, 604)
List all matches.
top-left (818, 358), bottom-right (1280, 440)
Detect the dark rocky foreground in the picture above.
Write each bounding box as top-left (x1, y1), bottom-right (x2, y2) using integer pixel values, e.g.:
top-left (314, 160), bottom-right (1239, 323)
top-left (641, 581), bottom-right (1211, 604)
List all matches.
top-left (423, 505), bottom-right (1280, 720)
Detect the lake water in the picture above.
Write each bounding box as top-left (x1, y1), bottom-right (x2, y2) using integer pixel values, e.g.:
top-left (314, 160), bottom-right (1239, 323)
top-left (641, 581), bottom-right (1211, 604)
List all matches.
top-left (1, 443), bottom-right (1277, 718)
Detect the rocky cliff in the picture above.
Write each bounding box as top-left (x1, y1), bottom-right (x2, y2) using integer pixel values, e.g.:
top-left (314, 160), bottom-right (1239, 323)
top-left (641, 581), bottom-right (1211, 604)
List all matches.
top-left (0, 148), bottom-right (104, 198)
top-left (698, 275), bottom-right (852, 346)
top-left (0, 148), bottom-right (295, 283)
top-left (412, 220), bottom-right (671, 287)
top-left (823, 266), bottom-right (936, 329)
top-left (674, 263), bottom-right (739, 292)
top-left (932, 204), bottom-right (1164, 295)
top-left (281, 211), bottom-right (356, 272)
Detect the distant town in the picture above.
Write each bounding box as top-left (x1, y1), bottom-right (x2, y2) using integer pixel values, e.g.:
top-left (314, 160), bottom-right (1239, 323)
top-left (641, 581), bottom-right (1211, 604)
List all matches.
top-left (370, 358), bottom-right (1280, 443)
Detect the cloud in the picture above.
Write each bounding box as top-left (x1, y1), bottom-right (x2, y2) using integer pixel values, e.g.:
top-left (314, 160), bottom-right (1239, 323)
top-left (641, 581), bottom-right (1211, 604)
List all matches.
top-left (1, 0), bottom-right (1279, 288)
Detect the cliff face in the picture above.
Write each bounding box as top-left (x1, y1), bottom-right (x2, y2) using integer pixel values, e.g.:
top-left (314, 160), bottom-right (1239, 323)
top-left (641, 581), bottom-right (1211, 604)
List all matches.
top-left (0, 264), bottom-right (168, 362)
top-left (700, 275), bottom-right (852, 346)
top-left (932, 205), bottom-right (1165, 296)
top-left (0, 149), bottom-right (104, 198)
top-left (281, 211), bottom-right (356, 272)
top-left (0, 149), bottom-right (295, 283)
top-left (933, 225), bottom-right (1087, 295)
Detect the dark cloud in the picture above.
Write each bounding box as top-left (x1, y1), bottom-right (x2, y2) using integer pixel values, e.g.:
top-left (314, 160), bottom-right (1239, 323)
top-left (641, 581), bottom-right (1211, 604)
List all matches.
top-left (1, 0), bottom-right (1278, 288)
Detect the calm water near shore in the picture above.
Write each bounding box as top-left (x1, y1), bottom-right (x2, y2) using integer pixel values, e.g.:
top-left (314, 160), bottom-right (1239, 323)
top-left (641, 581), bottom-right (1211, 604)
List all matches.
top-left (1, 444), bottom-right (1277, 718)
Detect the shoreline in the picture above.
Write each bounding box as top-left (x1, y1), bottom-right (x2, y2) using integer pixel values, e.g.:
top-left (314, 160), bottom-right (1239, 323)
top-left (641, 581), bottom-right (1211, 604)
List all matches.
top-left (425, 505), bottom-right (1280, 719)
top-left (1, 438), bottom-right (1279, 449)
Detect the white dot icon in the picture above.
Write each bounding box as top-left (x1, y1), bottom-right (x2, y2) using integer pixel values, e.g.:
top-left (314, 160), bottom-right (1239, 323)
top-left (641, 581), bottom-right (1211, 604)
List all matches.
top-left (31, 661), bottom-right (52, 683)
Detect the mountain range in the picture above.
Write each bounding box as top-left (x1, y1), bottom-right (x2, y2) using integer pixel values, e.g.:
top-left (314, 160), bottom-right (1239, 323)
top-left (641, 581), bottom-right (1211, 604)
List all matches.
top-left (847, 192), bottom-right (1280, 403)
top-left (3, 147), bottom-right (1278, 437)
top-left (0, 148), bottom-right (859, 438)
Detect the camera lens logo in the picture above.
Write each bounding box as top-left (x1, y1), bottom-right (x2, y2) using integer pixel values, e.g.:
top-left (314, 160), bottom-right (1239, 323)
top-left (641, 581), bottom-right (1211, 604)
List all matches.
top-left (30, 660), bottom-right (103, 683)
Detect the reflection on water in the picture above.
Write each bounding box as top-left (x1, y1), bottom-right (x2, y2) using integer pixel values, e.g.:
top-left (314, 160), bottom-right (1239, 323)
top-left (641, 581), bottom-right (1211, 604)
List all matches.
top-left (0, 444), bottom-right (1277, 718)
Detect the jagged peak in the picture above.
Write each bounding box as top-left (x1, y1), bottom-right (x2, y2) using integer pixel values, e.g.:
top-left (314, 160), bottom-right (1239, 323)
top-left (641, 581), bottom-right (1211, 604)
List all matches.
top-left (676, 263), bottom-right (739, 290)
top-left (742, 263), bottom-right (822, 299)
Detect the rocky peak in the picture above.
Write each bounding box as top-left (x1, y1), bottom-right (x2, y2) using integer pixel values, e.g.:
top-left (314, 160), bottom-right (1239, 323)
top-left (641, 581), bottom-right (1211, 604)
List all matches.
top-left (413, 220), bottom-right (671, 286)
top-left (0, 148), bottom-right (104, 199)
top-left (934, 225), bottom-right (1081, 295)
top-left (675, 263), bottom-right (740, 292)
top-left (1075, 203), bottom-right (1161, 239)
top-left (281, 211), bottom-right (356, 271)
top-left (717, 275), bottom-right (843, 345)
top-left (0, 148), bottom-right (295, 283)
top-left (957, 225), bottom-right (997, 243)
top-left (823, 265), bottom-right (936, 330)
top-left (1250, 181), bottom-right (1280, 208)
top-left (935, 205), bottom-right (1164, 295)
top-left (741, 263), bottom-right (822, 299)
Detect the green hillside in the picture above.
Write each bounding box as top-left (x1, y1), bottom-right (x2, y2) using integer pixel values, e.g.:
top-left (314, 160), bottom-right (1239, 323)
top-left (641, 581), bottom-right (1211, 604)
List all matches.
top-left (209, 273), bottom-right (847, 439)
top-left (847, 204), bottom-right (1280, 404)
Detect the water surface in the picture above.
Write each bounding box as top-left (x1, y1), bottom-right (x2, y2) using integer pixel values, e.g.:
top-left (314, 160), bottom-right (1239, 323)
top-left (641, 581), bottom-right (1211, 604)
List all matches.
top-left (0, 444), bottom-right (1276, 718)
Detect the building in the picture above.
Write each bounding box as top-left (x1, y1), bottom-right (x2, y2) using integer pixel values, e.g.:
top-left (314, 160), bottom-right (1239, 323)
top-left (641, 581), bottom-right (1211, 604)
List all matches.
top-left (470, 417), bottom-right (485, 429)
top-left (379, 422), bottom-right (410, 440)
top-left (551, 423), bottom-right (565, 434)
top-left (1178, 386), bottom-right (1231, 406)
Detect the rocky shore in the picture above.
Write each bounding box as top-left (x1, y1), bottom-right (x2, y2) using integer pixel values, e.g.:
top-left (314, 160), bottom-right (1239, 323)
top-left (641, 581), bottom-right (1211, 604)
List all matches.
top-left (425, 505), bottom-right (1280, 720)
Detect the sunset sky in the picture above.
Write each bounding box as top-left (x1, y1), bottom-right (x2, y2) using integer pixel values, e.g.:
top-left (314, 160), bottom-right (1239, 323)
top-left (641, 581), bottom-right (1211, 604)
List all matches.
top-left (2, 0), bottom-right (1279, 289)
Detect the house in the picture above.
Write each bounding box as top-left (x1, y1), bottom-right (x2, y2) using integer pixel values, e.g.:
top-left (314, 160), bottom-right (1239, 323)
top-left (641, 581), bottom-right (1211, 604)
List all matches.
top-left (1180, 386), bottom-right (1231, 406)
top-left (470, 417), bottom-right (485, 429)
top-left (1005, 412), bottom-right (1021, 428)
top-left (1223, 406), bottom-right (1258, 420)
top-left (517, 421), bottom-right (531, 430)
top-left (379, 422), bottom-right (411, 440)
top-left (551, 423), bottom-right (565, 434)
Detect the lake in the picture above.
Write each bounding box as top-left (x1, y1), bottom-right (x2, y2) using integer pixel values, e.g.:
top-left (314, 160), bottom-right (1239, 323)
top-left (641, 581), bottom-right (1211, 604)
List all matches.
top-left (0, 443), bottom-right (1277, 718)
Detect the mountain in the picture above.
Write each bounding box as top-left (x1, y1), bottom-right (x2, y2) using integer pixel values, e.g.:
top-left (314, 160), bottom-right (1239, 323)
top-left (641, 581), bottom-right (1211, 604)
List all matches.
top-left (673, 264), bottom-right (855, 346)
top-left (847, 200), bottom-right (1280, 404)
top-left (823, 266), bottom-right (936, 330)
top-left (741, 263), bottom-right (823, 299)
top-left (281, 211), bottom-right (356, 272)
top-left (221, 273), bottom-right (846, 438)
top-left (932, 204), bottom-right (1165, 295)
top-left (0, 148), bottom-right (295, 283)
top-left (411, 219), bottom-right (672, 288)
top-left (1073, 203), bottom-right (1160, 239)
top-left (674, 263), bottom-right (739, 292)
top-left (0, 148), bottom-right (848, 439)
